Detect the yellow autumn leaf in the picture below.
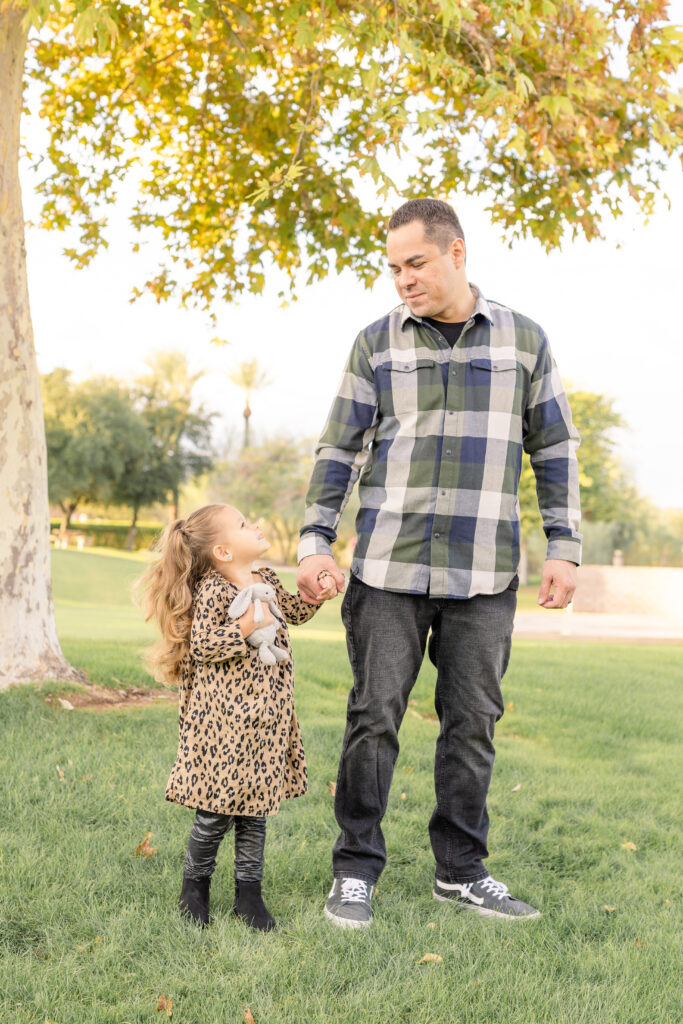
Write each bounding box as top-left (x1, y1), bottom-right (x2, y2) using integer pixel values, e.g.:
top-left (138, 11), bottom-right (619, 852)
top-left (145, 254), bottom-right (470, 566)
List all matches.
top-left (602, 905), bottom-right (615, 912)
top-left (621, 841), bottom-right (637, 851)
top-left (417, 953), bottom-right (443, 964)
top-left (244, 1009), bottom-right (257, 1024)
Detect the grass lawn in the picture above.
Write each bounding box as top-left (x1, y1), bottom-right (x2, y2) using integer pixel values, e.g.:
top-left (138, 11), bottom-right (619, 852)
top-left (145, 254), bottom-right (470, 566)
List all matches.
top-left (1, 549), bottom-right (681, 1023)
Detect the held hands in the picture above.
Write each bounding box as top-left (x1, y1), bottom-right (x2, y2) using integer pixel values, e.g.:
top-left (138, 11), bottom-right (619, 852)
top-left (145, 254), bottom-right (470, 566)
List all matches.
top-left (297, 555), bottom-right (346, 605)
top-left (537, 559), bottom-right (577, 609)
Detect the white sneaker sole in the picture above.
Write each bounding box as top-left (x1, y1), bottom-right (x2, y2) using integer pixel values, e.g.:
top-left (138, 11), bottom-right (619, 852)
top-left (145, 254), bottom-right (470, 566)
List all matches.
top-left (324, 905), bottom-right (373, 929)
top-left (433, 890), bottom-right (541, 921)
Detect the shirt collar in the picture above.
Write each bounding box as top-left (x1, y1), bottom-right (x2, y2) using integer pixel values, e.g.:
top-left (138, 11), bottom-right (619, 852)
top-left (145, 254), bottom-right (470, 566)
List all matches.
top-left (400, 283), bottom-right (494, 329)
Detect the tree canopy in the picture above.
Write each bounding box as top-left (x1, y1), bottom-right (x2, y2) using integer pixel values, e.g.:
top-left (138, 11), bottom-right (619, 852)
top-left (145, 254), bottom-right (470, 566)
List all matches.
top-left (25, 0), bottom-right (683, 310)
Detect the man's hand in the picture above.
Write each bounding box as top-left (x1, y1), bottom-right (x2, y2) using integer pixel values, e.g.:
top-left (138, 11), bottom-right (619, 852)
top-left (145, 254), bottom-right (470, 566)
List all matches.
top-left (537, 559), bottom-right (577, 609)
top-left (297, 555), bottom-right (346, 604)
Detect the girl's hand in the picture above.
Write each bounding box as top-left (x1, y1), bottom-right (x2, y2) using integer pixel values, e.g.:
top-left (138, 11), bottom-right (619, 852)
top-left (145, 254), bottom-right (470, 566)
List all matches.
top-left (238, 603), bottom-right (277, 638)
top-left (316, 571), bottom-right (341, 602)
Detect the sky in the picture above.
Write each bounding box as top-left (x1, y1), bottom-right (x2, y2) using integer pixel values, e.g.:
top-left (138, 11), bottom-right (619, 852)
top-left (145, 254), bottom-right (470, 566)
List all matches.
top-left (20, 140), bottom-right (683, 511)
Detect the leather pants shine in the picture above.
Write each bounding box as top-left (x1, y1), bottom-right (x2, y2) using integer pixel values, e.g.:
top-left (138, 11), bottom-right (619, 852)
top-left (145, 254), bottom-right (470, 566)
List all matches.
top-left (184, 809), bottom-right (266, 882)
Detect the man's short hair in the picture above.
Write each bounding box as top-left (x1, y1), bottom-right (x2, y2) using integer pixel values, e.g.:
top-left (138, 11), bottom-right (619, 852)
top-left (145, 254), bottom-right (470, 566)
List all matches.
top-left (387, 198), bottom-right (465, 252)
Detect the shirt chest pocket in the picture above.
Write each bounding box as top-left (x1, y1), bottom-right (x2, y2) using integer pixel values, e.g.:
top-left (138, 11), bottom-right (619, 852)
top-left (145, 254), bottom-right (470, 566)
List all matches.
top-left (467, 358), bottom-right (521, 414)
top-left (376, 358), bottom-right (440, 417)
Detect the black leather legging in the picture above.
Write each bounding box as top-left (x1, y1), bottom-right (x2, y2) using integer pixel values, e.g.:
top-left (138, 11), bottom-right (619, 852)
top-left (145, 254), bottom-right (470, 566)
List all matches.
top-left (184, 809), bottom-right (266, 882)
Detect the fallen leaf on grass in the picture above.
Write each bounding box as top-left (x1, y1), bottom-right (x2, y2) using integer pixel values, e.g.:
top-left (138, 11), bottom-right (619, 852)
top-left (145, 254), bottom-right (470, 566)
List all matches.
top-left (400, 792), bottom-right (407, 800)
top-left (326, 781), bottom-right (337, 795)
top-left (409, 709), bottom-right (438, 722)
top-left (57, 697), bottom-right (74, 711)
top-left (56, 765), bottom-right (65, 781)
top-left (511, 783), bottom-right (522, 792)
top-left (134, 833), bottom-right (157, 858)
top-left (621, 841), bottom-right (637, 851)
top-left (156, 994), bottom-right (173, 1016)
top-left (506, 700), bottom-right (515, 711)
top-left (602, 905), bottom-right (615, 913)
top-left (634, 937), bottom-right (648, 947)
top-left (426, 922), bottom-right (436, 930)
top-left (244, 1009), bottom-right (257, 1024)
top-left (417, 953), bottom-right (443, 964)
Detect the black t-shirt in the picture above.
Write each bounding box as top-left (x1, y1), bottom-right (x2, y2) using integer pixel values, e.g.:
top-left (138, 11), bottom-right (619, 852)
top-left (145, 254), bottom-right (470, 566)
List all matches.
top-left (424, 317), bottom-right (467, 348)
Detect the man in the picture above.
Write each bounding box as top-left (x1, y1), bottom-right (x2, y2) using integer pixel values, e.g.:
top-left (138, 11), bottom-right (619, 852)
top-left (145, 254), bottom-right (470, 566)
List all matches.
top-left (297, 198), bottom-right (581, 928)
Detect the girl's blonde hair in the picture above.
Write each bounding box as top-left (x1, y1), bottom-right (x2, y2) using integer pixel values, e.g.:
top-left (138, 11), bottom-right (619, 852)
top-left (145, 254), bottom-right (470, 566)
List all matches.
top-left (135, 504), bottom-right (227, 685)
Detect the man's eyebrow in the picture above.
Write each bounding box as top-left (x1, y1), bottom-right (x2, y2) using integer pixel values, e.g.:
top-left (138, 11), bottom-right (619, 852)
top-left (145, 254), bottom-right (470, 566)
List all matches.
top-left (387, 253), bottom-right (427, 268)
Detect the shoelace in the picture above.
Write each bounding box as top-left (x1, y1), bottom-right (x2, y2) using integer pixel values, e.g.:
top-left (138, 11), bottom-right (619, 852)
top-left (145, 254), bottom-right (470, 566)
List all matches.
top-left (340, 878), bottom-right (369, 904)
top-left (477, 876), bottom-right (509, 901)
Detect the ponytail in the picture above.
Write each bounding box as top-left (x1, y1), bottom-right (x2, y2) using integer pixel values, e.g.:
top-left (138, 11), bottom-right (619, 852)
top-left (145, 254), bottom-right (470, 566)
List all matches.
top-left (134, 505), bottom-right (225, 684)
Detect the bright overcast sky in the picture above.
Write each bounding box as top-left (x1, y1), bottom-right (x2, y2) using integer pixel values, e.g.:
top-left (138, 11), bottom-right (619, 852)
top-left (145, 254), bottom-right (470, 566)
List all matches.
top-left (21, 130), bottom-right (682, 510)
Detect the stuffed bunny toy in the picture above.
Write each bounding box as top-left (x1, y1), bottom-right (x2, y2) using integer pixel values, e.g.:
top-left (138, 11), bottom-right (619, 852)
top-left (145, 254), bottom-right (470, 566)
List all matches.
top-left (228, 583), bottom-right (289, 666)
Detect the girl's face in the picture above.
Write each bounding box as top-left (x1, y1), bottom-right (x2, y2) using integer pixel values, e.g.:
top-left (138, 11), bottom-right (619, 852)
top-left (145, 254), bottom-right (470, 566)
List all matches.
top-left (211, 505), bottom-right (270, 567)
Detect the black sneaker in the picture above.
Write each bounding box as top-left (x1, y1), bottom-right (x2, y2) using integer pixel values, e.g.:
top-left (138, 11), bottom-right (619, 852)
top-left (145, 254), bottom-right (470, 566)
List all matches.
top-left (433, 875), bottom-right (541, 920)
top-left (324, 876), bottom-right (374, 929)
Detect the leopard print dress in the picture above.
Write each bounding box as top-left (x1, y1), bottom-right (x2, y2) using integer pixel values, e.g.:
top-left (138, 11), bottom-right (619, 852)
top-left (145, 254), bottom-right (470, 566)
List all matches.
top-left (165, 567), bottom-right (318, 817)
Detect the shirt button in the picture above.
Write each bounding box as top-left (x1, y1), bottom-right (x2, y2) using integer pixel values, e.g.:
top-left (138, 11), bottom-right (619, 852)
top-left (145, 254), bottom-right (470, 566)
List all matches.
top-left (434, 532), bottom-right (440, 539)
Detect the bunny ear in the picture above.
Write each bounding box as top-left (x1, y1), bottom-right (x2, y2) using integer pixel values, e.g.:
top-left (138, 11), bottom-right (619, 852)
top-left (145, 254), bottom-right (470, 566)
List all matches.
top-left (228, 587), bottom-right (253, 619)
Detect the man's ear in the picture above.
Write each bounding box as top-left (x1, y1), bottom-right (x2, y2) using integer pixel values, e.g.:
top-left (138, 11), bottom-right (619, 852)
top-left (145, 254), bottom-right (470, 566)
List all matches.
top-left (450, 236), bottom-right (466, 268)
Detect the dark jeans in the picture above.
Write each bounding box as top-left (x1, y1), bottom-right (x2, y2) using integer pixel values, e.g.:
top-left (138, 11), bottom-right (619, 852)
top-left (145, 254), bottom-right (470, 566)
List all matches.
top-left (333, 575), bottom-right (516, 884)
top-left (184, 809), bottom-right (266, 882)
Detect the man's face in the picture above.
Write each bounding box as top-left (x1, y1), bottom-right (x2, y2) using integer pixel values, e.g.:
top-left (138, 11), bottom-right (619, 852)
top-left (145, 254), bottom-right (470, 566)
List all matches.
top-left (386, 220), bottom-right (464, 320)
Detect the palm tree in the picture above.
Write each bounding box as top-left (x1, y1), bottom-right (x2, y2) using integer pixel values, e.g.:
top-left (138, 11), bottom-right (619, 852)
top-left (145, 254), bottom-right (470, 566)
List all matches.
top-left (136, 350), bottom-right (214, 520)
top-left (227, 359), bottom-right (272, 448)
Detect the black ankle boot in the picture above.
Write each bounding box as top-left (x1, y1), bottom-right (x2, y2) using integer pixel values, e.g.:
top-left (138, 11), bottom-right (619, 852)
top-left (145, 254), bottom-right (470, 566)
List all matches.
top-left (179, 875), bottom-right (211, 927)
top-left (233, 880), bottom-right (276, 932)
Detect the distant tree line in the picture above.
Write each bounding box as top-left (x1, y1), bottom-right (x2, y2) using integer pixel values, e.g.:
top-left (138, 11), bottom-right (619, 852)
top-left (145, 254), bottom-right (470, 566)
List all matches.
top-left (42, 351), bottom-right (214, 547)
top-left (42, 364), bottom-right (683, 567)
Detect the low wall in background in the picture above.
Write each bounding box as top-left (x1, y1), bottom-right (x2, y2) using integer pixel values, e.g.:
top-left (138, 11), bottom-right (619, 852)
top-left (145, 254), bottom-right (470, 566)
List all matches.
top-left (573, 565), bottom-right (683, 616)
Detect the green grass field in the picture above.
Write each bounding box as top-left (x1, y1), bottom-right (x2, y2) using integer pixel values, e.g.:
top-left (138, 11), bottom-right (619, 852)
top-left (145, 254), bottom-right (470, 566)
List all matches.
top-left (1, 550), bottom-right (681, 1023)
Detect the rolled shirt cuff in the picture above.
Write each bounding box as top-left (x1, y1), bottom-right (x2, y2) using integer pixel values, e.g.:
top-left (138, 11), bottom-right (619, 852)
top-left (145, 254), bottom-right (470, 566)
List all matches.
top-left (297, 531), bottom-right (335, 564)
top-left (546, 537), bottom-right (582, 566)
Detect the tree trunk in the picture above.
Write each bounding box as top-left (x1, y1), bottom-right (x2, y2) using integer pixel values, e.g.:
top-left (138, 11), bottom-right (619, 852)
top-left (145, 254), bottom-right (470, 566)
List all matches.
top-left (243, 400), bottom-right (251, 448)
top-left (60, 501), bottom-right (77, 532)
top-left (125, 506), bottom-right (139, 551)
top-left (0, 9), bottom-right (82, 688)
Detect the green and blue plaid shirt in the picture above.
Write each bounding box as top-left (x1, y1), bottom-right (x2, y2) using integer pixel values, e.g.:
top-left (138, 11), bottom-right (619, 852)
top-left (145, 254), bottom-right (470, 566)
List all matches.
top-left (299, 287), bottom-right (582, 598)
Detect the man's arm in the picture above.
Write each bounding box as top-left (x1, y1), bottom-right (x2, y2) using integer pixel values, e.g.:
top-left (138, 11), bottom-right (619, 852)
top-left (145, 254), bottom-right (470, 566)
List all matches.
top-left (297, 332), bottom-right (379, 603)
top-left (523, 329), bottom-right (582, 609)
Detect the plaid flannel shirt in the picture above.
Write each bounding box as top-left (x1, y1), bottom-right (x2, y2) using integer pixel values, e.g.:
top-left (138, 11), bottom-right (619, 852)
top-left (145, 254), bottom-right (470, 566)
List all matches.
top-left (298, 287), bottom-right (581, 598)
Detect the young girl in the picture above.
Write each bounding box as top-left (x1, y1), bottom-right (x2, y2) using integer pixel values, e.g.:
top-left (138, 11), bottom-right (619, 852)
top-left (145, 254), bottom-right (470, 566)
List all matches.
top-left (138, 503), bottom-right (338, 931)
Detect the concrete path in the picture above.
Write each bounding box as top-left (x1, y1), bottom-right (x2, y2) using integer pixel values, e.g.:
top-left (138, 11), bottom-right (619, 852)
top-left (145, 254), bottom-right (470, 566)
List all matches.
top-left (514, 609), bottom-right (683, 641)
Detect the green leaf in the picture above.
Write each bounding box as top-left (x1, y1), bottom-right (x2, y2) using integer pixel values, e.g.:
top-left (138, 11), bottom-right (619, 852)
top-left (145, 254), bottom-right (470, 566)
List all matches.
top-left (537, 94), bottom-right (575, 122)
